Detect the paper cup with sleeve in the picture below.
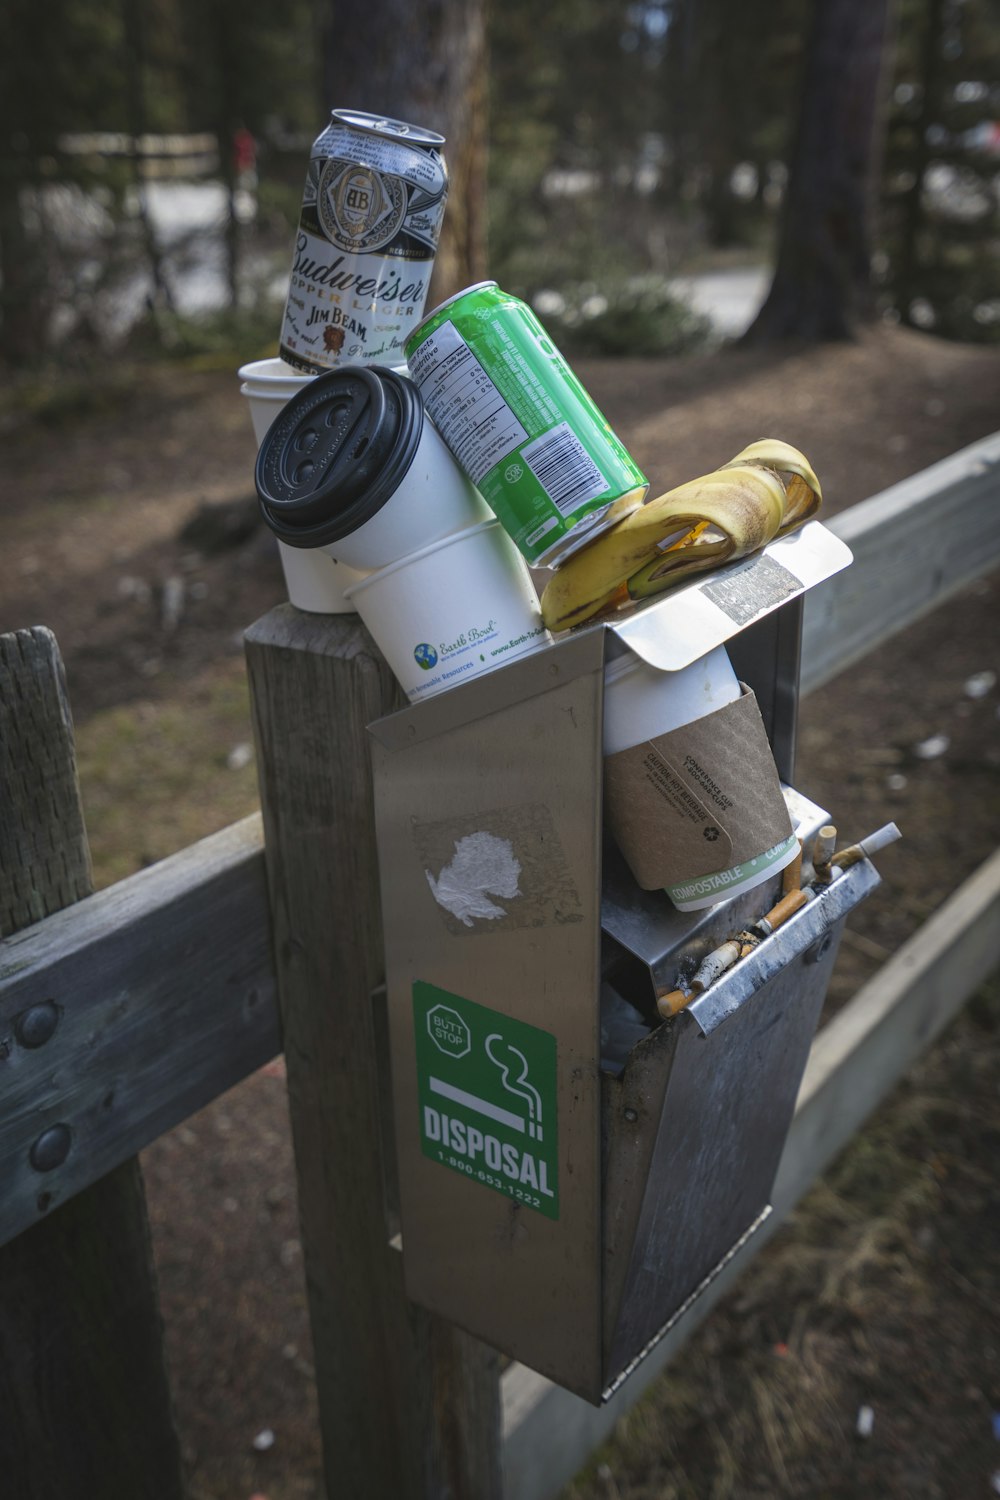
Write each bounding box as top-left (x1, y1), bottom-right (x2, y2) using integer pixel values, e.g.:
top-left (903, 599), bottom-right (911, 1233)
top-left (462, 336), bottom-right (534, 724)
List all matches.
top-left (602, 645), bottom-right (799, 910)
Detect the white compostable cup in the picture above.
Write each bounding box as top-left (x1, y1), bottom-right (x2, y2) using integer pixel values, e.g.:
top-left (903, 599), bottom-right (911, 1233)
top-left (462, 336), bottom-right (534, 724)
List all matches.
top-left (602, 645), bottom-right (799, 911)
top-left (238, 356), bottom-right (365, 613)
top-left (602, 645), bottom-right (742, 755)
top-left (238, 357), bottom-right (314, 436)
top-left (320, 415), bottom-right (492, 572)
top-left (253, 364), bottom-right (491, 574)
top-left (343, 520), bottom-right (552, 701)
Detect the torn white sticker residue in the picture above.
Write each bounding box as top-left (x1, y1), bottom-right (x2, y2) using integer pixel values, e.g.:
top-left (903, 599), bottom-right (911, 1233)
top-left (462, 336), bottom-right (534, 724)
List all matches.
top-left (425, 832), bottom-right (522, 928)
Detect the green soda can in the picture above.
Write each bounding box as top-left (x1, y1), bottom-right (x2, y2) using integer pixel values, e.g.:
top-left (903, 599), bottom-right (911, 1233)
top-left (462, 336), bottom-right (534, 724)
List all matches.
top-left (403, 281), bottom-right (647, 567)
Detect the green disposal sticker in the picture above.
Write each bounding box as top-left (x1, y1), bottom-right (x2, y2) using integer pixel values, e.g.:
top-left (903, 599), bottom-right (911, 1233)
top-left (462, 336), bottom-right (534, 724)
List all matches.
top-left (412, 980), bottom-right (559, 1219)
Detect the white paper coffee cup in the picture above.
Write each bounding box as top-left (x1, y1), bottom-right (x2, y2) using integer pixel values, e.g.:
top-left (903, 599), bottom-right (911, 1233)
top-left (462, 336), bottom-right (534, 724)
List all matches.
top-left (239, 356), bottom-right (314, 443)
top-left (603, 645), bottom-right (798, 910)
top-left (318, 412), bottom-right (491, 572)
top-left (344, 520), bottom-right (551, 701)
top-left (603, 645), bottom-right (741, 754)
top-left (254, 365), bottom-right (491, 574)
top-left (238, 357), bottom-right (366, 613)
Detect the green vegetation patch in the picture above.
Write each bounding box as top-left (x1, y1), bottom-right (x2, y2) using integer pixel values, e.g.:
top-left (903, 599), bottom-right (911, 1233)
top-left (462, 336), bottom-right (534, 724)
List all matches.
top-left (75, 659), bottom-right (260, 888)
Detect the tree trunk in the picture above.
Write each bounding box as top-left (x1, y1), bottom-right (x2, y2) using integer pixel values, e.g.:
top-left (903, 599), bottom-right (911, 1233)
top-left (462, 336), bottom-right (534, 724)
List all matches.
top-left (0, 1), bottom-right (52, 367)
top-left (122, 0), bottom-right (175, 318)
top-left (0, 171), bottom-right (42, 366)
top-left (742, 0), bottom-right (895, 344)
top-left (698, 0), bottom-right (740, 249)
top-left (895, 0), bottom-right (946, 322)
top-left (320, 0), bottom-right (488, 303)
top-left (209, 4), bottom-right (244, 311)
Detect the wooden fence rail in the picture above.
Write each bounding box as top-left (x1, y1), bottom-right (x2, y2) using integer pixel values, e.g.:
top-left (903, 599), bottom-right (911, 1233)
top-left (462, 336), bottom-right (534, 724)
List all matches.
top-left (1, 430), bottom-right (998, 1498)
top-left (0, 629), bottom-right (185, 1500)
top-left (0, 812), bottom-right (276, 1246)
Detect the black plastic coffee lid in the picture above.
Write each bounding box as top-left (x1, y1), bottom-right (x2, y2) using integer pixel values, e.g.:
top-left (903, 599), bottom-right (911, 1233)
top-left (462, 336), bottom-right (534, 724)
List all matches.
top-left (255, 366), bottom-right (424, 549)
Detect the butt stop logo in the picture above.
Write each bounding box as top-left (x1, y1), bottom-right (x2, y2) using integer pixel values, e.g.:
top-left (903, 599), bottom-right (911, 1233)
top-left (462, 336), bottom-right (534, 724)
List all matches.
top-left (412, 980), bottom-right (559, 1219)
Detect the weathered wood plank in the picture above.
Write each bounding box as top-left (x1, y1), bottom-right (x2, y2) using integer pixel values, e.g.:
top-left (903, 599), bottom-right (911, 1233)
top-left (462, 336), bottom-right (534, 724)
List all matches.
top-left (0, 625), bottom-right (93, 928)
top-left (0, 627), bottom-right (185, 1500)
top-left (0, 811), bottom-right (278, 1246)
top-left (245, 604), bottom-right (502, 1500)
top-left (802, 430), bottom-right (1000, 694)
top-left (501, 846), bottom-right (1000, 1500)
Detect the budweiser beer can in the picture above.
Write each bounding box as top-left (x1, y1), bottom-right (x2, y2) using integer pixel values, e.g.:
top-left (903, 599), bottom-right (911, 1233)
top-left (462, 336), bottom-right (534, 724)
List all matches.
top-left (279, 109), bottom-right (448, 374)
top-left (405, 282), bottom-right (647, 567)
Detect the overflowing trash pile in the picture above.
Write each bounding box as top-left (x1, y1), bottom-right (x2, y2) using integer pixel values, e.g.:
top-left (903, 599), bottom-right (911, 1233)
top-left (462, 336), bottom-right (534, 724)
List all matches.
top-left (239, 107), bottom-right (898, 934)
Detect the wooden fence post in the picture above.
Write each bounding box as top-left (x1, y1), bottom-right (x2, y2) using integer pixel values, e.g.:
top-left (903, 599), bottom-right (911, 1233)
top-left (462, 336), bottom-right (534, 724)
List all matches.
top-left (0, 628), bottom-right (185, 1500)
top-left (244, 606), bottom-right (502, 1500)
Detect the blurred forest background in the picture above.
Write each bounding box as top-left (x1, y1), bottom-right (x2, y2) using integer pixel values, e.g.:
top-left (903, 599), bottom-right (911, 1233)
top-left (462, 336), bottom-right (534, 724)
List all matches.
top-left (2, 7), bottom-right (1000, 1499)
top-left (0, 0), bottom-right (997, 378)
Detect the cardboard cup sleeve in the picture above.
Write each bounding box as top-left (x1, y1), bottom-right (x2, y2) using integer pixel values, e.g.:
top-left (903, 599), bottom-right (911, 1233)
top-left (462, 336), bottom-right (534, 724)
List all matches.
top-left (603, 685), bottom-right (795, 902)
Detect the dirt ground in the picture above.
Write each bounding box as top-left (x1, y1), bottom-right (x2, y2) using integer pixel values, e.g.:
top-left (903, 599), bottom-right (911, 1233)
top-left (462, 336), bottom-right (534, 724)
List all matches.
top-left (2, 324), bottom-right (999, 1499)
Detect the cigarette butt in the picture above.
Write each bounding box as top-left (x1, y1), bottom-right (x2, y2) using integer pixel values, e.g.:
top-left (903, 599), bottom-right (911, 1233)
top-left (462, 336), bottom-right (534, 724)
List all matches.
top-left (812, 824), bottom-right (837, 885)
top-left (760, 887), bottom-right (811, 931)
top-left (861, 822), bottom-right (901, 856)
top-left (782, 839), bottom-right (804, 895)
top-left (691, 939), bottom-right (742, 994)
top-left (815, 825), bottom-right (837, 860)
top-left (833, 822), bottom-right (903, 870)
top-left (657, 989), bottom-right (692, 1019)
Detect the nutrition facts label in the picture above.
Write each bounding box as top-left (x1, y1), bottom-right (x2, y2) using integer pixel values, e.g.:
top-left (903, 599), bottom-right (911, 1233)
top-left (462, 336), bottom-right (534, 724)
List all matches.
top-left (407, 321), bottom-right (529, 484)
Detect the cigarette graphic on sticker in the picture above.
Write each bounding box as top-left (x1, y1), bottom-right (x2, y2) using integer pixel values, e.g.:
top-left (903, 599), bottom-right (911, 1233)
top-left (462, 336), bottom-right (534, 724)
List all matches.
top-left (485, 1034), bottom-right (544, 1141)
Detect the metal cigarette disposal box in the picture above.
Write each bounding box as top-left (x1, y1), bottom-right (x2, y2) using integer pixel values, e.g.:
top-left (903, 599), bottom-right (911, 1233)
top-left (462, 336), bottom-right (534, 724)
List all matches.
top-left (369, 522), bottom-right (878, 1404)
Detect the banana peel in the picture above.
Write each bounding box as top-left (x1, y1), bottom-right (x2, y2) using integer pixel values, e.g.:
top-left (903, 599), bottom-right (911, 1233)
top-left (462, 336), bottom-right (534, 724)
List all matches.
top-left (626, 464), bottom-right (785, 601)
top-left (722, 438), bottom-right (822, 534)
top-left (539, 438), bottom-right (821, 632)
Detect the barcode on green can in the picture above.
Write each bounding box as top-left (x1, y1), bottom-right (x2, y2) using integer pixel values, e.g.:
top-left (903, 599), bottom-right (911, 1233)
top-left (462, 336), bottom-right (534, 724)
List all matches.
top-left (404, 282), bottom-right (646, 566)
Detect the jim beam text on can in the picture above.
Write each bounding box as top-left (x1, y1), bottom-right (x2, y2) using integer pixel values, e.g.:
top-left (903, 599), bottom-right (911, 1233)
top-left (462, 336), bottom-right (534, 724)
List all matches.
top-left (404, 282), bottom-right (647, 568)
top-left (280, 110), bottom-right (448, 375)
